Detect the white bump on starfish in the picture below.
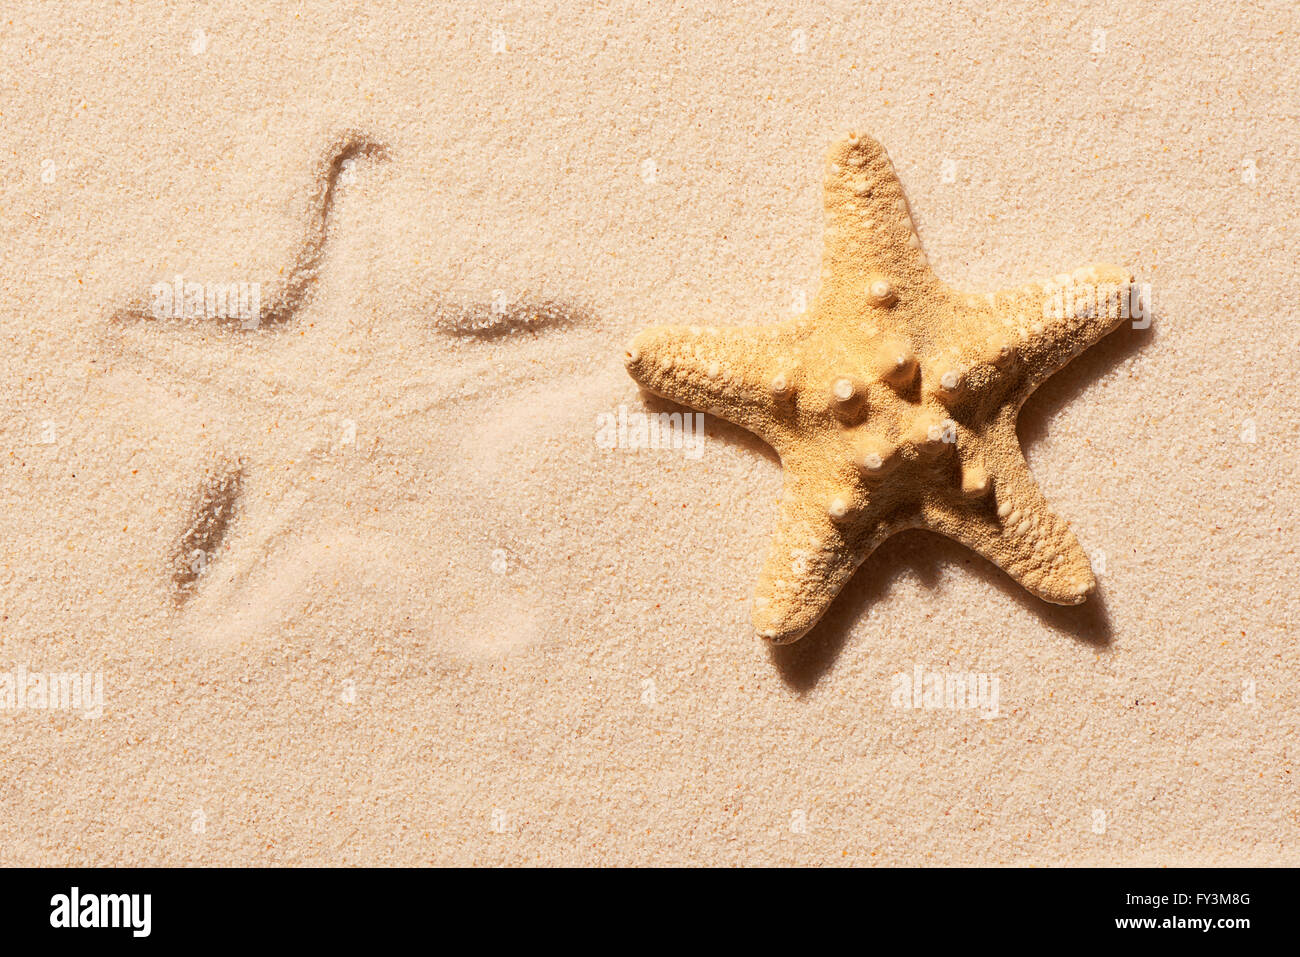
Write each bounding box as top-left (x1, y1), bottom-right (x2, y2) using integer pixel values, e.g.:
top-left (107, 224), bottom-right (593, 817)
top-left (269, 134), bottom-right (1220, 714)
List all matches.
top-left (877, 338), bottom-right (917, 386)
top-left (857, 450), bottom-right (884, 473)
top-left (829, 375), bottom-right (868, 423)
top-left (868, 277), bottom-right (896, 306)
top-left (987, 333), bottom-right (1015, 367)
top-left (930, 360), bottom-right (965, 401)
top-left (853, 434), bottom-right (897, 478)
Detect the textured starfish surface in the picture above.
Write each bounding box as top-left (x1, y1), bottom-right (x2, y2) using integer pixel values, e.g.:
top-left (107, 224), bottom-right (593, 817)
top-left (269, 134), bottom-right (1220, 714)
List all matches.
top-left (625, 132), bottom-right (1136, 644)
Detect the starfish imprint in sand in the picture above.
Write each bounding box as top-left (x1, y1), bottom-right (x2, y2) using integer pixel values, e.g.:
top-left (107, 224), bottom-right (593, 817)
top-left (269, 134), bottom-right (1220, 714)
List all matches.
top-left (624, 131), bottom-right (1140, 644)
top-left (104, 133), bottom-right (595, 610)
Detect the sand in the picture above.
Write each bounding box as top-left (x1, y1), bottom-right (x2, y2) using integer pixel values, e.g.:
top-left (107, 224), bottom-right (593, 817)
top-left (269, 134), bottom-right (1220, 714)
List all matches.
top-left (1, 1), bottom-right (1296, 865)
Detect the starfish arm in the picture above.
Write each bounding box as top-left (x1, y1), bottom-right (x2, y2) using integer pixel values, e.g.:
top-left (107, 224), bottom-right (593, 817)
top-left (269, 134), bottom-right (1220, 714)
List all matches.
top-left (624, 323), bottom-right (796, 439)
top-left (992, 263), bottom-right (1136, 392)
top-left (751, 470), bottom-right (883, 643)
top-left (815, 132), bottom-right (938, 317)
top-left (923, 450), bottom-right (1096, 604)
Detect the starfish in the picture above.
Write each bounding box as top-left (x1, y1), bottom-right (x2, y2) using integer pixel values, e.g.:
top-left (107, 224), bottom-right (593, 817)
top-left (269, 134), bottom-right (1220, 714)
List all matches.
top-left (624, 131), bottom-right (1136, 644)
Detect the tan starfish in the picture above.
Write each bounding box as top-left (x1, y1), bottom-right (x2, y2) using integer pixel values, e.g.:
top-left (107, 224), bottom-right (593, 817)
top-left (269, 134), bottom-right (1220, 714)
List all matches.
top-left (624, 131), bottom-right (1136, 644)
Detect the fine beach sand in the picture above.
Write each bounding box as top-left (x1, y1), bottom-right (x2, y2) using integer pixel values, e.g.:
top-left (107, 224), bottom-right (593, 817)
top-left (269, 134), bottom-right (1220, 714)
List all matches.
top-left (1, 2), bottom-right (1297, 865)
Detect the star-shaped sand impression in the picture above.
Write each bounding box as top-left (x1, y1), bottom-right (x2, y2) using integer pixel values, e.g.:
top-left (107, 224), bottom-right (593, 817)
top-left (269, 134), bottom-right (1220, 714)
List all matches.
top-left (625, 131), bottom-right (1137, 644)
